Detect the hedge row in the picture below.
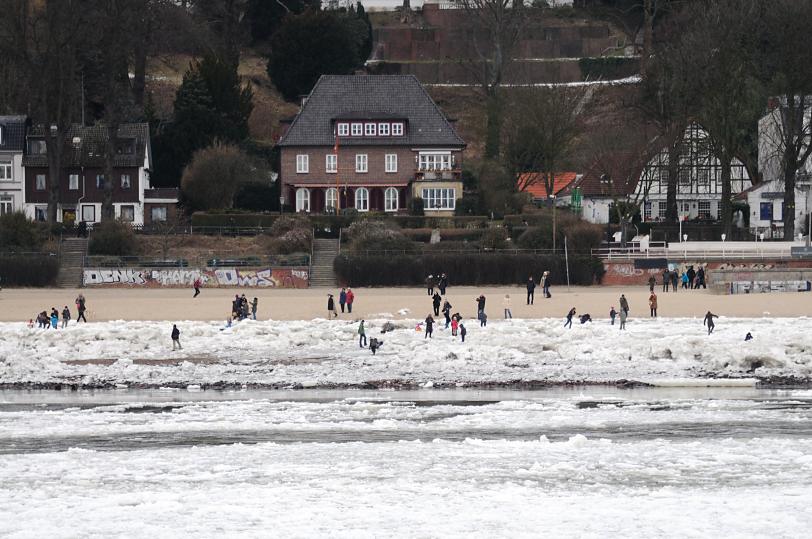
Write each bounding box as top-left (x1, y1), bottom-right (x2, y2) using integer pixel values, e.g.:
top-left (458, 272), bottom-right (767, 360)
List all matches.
top-left (333, 253), bottom-right (605, 287)
top-left (0, 255), bottom-right (60, 287)
top-left (401, 228), bottom-right (486, 242)
top-left (191, 212), bottom-right (491, 231)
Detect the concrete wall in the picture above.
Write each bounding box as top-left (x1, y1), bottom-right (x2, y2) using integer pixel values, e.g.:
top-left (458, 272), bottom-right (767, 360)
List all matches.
top-left (83, 267), bottom-right (310, 288)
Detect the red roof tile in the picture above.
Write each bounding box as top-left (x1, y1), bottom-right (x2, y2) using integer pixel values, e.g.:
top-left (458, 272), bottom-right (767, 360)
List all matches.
top-left (517, 172), bottom-right (579, 199)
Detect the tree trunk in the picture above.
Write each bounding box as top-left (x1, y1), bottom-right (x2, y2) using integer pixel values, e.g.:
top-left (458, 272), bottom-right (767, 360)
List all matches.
top-left (719, 154), bottom-right (732, 238)
top-left (102, 124), bottom-right (117, 221)
top-left (641, 0), bottom-right (654, 79)
top-left (484, 89), bottom-right (501, 160)
top-left (46, 130), bottom-right (63, 225)
top-left (665, 135), bottom-right (680, 223)
top-left (783, 164), bottom-right (796, 240)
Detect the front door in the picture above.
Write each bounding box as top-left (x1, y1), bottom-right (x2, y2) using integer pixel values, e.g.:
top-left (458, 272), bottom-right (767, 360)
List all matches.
top-left (62, 208), bottom-right (76, 226)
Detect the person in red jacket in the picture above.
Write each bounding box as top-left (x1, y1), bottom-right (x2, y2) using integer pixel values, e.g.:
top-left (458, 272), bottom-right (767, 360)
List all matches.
top-left (346, 288), bottom-right (355, 313)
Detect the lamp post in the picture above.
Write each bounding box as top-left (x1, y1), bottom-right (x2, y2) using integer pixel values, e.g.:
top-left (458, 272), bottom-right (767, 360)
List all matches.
top-left (683, 233), bottom-right (688, 259)
top-left (551, 194), bottom-right (557, 251)
top-left (721, 233), bottom-right (726, 259)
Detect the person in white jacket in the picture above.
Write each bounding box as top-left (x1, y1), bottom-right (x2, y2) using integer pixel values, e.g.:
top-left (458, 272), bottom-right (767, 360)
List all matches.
top-left (503, 294), bottom-right (512, 319)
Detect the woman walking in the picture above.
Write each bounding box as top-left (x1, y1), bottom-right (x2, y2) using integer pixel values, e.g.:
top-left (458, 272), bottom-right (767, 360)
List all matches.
top-left (649, 292), bottom-right (658, 318)
top-left (503, 294), bottom-right (512, 319)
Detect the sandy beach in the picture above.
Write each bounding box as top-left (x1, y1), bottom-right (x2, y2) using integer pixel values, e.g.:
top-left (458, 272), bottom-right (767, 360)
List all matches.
top-left (1, 285), bottom-right (808, 322)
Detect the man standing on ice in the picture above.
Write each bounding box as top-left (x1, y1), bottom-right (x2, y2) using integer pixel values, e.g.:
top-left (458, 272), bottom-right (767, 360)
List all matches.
top-left (61, 306), bottom-right (71, 328)
top-left (649, 292), bottom-right (658, 317)
top-left (703, 311), bottom-right (718, 334)
top-left (171, 324), bottom-right (182, 350)
top-left (432, 292), bottom-right (442, 316)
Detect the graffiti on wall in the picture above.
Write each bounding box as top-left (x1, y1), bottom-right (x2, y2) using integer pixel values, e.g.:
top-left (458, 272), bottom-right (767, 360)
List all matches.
top-left (84, 267), bottom-right (309, 288)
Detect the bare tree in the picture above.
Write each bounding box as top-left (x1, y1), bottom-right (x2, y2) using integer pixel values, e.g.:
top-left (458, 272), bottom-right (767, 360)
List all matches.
top-left (503, 85), bottom-right (587, 199)
top-left (454, 0), bottom-right (525, 159)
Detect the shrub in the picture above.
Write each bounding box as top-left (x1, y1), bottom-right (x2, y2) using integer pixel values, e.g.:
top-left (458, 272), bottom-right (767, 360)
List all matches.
top-left (275, 228), bottom-right (313, 254)
top-left (181, 143), bottom-right (254, 211)
top-left (514, 212), bottom-right (604, 254)
top-left (0, 255), bottom-right (59, 286)
top-left (409, 197), bottom-right (425, 216)
top-left (0, 212), bottom-right (47, 251)
top-left (401, 228), bottom-right (485, 243)
top-left (421, 241), bottom-right (479, 252)
top-left (269, 214), bottom-right (311, 236)
top-left (234, 182), bottom-right (277, 212)
top-left (481, 227), bottom-right (509, 249)
top-left (345, 220), bottom-right (417, 254)
top-left (334, 253), bottom-right (604, 287)
top-left (191, 212), bottom-right (279, 229)
top-left (89, 220), bottom-right (139, 256)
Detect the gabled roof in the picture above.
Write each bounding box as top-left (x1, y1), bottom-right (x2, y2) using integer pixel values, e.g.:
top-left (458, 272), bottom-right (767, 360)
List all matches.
top-left (278, 75), bottom-right (465, 147)
top-left (517, 172), bottom-right (579, 199)
top-left (0, 115), bottom-right (27, 152)
top-left (567, 153), bottom-right (643, 198)
top-left (23, 123), bottom-right (150, 168)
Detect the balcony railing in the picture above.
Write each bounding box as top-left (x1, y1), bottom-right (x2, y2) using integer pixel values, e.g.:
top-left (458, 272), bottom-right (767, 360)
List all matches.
top-left (414, 169), bottom-right (461, 181)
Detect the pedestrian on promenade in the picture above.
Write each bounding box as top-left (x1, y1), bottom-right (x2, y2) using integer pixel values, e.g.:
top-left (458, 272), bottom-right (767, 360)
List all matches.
top-left (76, 294), bottom-right (87, 323)
top-left (526, 276), bottom-right (536, 305)
top-left (688, 266), bottom-right (697, 289)
top-left (251, 297), bottom-right (258, 320)
top-left (171, 324), bottom-right (182, 350)
top-left (476, 294), bottom-right (486, 317)
top-left (662, 269), bottom-right (670, 292)
top-left (193, 277), bottom-right (202, 298)
top-left (439, 273), bottom-right (448, 295)
top-left (542, 271), bottom-right (551, 298)
top-left (682, 271), bottom-right (689, 289)
top-left (671, 270), bottom-right (679, 292)
top-left (425, 275), bottom-right (435, 296)
top-left (648, 275), bottom-right (656, 292)
top-left (696, 267), bottom-right (707, 289)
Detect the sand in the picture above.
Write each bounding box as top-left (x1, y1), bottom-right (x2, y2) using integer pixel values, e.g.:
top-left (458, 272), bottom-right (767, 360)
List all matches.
top-left (1, 285), bottom-right (808, 322)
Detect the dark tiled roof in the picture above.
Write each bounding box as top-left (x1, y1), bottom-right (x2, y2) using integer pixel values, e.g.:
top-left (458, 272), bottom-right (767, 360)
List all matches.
top-left (23, 123), bottom-right (149, 168)
top-left (0, 115), bottom-right (27, 152)
top-left (567, 153), bottom-right (642, 198)
top-left (278, 75), bottom-right (465, 148)
top-left (145, 188), bottom-right (179, 201)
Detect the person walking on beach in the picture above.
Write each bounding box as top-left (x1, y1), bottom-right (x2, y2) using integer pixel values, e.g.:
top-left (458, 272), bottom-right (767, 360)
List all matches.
top-left (327, 294), bottom-right (337, 319)
top-left (50, 308), bottom-right (58, 329)
top-left (251, 297), bottom-right (258, 320)
top-left (479, 310), bottom-right (487, 327)
top-left (619, 308), bottom-right (627, 330)
top-left (503, 294), bottom-right (512, 319)
top-left (542, 271), bottom-right (551, 298)
top-left (61, 306), bottom-right (71, 328)
top-left (442, 299), bottom-right (452, 328)
top-left (609, 306), bottom-right (617, 325)
top-left (339, 288), bottom-right (347, 313)
top-left (424, 315), bottom-right (434, 338)
top-left (346, 288), bottom-right (355, 314)
top-left (565, 307), bottom-right (576, 328)
top-left (459, 323), bottom-right (467, 343)
top-left (671, 270), bottom-right (679, 292)
top-left (476, 294), bottom-right (486, 317)
top-left (439, 273), bottom-right (448, 295)
top-left (619, 294), bottom-right (629, 316)
top-left (171, 324), bottom-right (182, 350)
top-left (649, 292), bottom-right (658, 318)
top-left (526, 276), bottom-right (536, 305)
top-left (687, 266), bottom-right (696, 289)
top-left (696, 267), bottom-right (706, 289)
top-left (193, 277), bottom-right (202, 298)
top-left (648, 275), bottom-right (656, 293)
top-left (425, 275), bottom-right (435, 296)
top-left (703, 311), bottom-right (718, 334)
top-left (681, 271), bottom-right (689, 289)
top-left (432, 292), bottom-right (442, 317)
top-left (358, 320), bottom-right (367, 348)
top-left (662, 269), bottom-right (670, 292)
top-left (76, 294), bottom-right (87, 323)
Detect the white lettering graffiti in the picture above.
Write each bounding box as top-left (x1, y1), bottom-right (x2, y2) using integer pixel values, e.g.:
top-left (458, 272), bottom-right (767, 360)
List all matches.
top-left (84, 269), bottom-right (147, 285)
top-left (150, 269), bottom-right (205, 286)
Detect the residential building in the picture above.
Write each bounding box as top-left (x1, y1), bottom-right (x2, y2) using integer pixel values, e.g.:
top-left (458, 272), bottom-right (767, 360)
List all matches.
top-left (277, 75), bottom-right (466, 216)
top-left (0, 115), bottom-right (27, 215)
top-left (22, 123), bottom-right (177, 225)
top-left (634, 122), bottom-right (752, 222)
top-left (559, 157), bottom-right (641, 224)
top-left (516, 172), bottom-right (580, 205)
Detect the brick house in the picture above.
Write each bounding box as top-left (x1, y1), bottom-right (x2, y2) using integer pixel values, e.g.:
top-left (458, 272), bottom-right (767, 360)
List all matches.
top-left (0, 115), bottom-right (27, 215)
top-left (22, 123), bottom-right (178, 225)
top-left (278, 75), bottom-right (465, 216)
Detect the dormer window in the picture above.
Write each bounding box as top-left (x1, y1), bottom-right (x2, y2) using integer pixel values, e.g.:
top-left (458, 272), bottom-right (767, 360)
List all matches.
top-left (351, 123), bottom-right (362, 136)
top-left (28, 139), bottom-right (47, 155)
top-left (337, 123), bottom-right (349, 137)
top-left (379, 123), bottom-right (390, 136)
top-left (364, 123), bottom-right (376, 136)
top-left (392, 122), bottom-right (404, 136)
top-left (116, 140), bottom-right (135, 155)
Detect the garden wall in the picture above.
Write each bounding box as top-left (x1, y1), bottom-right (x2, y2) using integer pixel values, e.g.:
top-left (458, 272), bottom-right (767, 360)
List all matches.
top-left (83, 267), bottom-right (309, 288)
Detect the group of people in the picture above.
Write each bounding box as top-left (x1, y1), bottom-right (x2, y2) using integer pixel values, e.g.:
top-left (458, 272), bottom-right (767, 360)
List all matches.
top-left (327, 287), bottom-right (356, 318)
top-left (526, 272), bottom-right (552, 305)
top-left (30, 294), bottom-right (87, 329)
top-left (425, 273), bottom-right (449, 296)
top-left (230, 294), bottom-right (258, 321)
top-left (653, 266), bottom-right (707, 292)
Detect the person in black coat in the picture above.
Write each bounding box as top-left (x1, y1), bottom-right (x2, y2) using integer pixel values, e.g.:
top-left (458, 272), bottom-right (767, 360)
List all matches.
top-left (439, 273), bottom-right (448, 295)
top-left (565, 307), bottom-right (576, 328)
top-left (476, 294), bottom-right (486, 315)
top-left (432, 292), bottom-right (442, 316)
top-left (526, 277), bottom-right (536, 305)
top-left (171, 324), bottom-right (182, 350)
top-left (424, 315), bottom-right (434, 338)
top-left (327, 294), bottom-right (337, 319)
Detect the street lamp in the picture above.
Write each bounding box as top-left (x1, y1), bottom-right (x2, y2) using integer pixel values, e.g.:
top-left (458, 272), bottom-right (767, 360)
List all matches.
top-left (683, 233), bottom-right (688, 258)
top-left (721, 233), bottom-right (726, 259)
top-left (551, 195), bottom-right (557, 251)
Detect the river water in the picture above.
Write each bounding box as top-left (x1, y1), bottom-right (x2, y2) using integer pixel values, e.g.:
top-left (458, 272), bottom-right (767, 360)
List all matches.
top-left (2, 387), bottom-right (811, 537)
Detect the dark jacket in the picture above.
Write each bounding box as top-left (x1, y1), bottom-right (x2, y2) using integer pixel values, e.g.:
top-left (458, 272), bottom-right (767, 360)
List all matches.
top-left (476, 296), bottom-right (486, 311)
top-left (433, 293), bottom-right (442, 307)
top-left (327, 297), bottom-right (335, 310)
top-left (425, 316), bottom-right (434, 329)
top-left (171, 326), bottom-right (180, 340)
top-left (527, 279), bottom-right (536, 292)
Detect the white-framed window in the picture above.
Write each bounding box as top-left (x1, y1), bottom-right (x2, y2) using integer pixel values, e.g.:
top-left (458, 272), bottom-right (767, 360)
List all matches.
top-left (355, 154), bottom-right (368, 173)
top-left (296, 154), bottom-right (309, 174)
top-left (364, 123), bottom-right (376, 136)
top-left (151, 206), bottom-right (167, 222)
top-left (121, 174), bottom-right (131, 189)
top-left (355, 187), bottom-right (369, 212)
top-left (0, 195), bottom-right (12, 215)
top-left (644, 201), bottom-right (652, 221)
top-left (658, 201), bottom-right (667, 219)
top-left (379, 123), bottom-right (390, 136)
top-left (385, 187), bottom-right (398, 212)
top-left (385, 154), bottom-right (398, 173)
top-left (697, 168), bottom-right (710, 185)
top-left (392, 122), bottom-right (404, 136)
top-left (120, 205), bottom-right (135, 222)
top-left (698, 200), bottom-right (711, 218)
top-left (296, 187), bottom-right (310, 212)
top-left (35, 174), bottom-right (46, 190)
top-left (34, 206), bottom-right (47, 221)
top-left (678, 168), bottom-right (691, 185)
top-left (325, 187), bottom-right (338, 212)
top-left (351, 123), bottom-right (363, 136)
top-left (81, 204), bottom-right (96, 222)
top-left (0, 162), bottom-right (12, 181)
top-left (69, 174), bottom-right (79, 190)
top-left (28, 139), bottom-right (46, 154)
top-left (418, 152), bottom-right (452, 171)
top-left (421, 188), bottom-right (456, 210)
top-left (337, 123), bottom-right (349, 137)
top-left (326, 154), bottom-right (337, 173)
top-left (96, 174), bottom-right (105, 189)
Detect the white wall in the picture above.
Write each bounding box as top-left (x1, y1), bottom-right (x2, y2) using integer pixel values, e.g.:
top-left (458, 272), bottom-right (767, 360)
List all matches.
top-left (0, 153), bottom-right (24, 212)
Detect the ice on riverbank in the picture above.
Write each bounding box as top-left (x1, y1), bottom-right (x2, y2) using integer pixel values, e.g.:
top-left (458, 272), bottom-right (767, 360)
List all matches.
top-left (0, 317), bottom-right (810, 386)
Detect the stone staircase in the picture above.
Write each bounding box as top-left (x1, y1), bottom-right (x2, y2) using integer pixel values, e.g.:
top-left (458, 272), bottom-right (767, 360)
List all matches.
top-left (310, 238), bottom-right (340, 288)
top-left (57, 237), bottom-right (88, 288)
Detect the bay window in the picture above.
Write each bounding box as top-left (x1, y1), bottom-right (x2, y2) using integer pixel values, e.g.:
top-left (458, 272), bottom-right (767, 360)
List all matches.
top-left (418, 152), bottom-right (452, 171)
top-left (422, 188), bottom-right (456, 211)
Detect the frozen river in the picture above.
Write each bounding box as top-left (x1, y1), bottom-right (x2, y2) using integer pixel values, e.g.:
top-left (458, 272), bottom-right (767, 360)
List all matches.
top-left (2, 387), bottom-right (812, 537)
